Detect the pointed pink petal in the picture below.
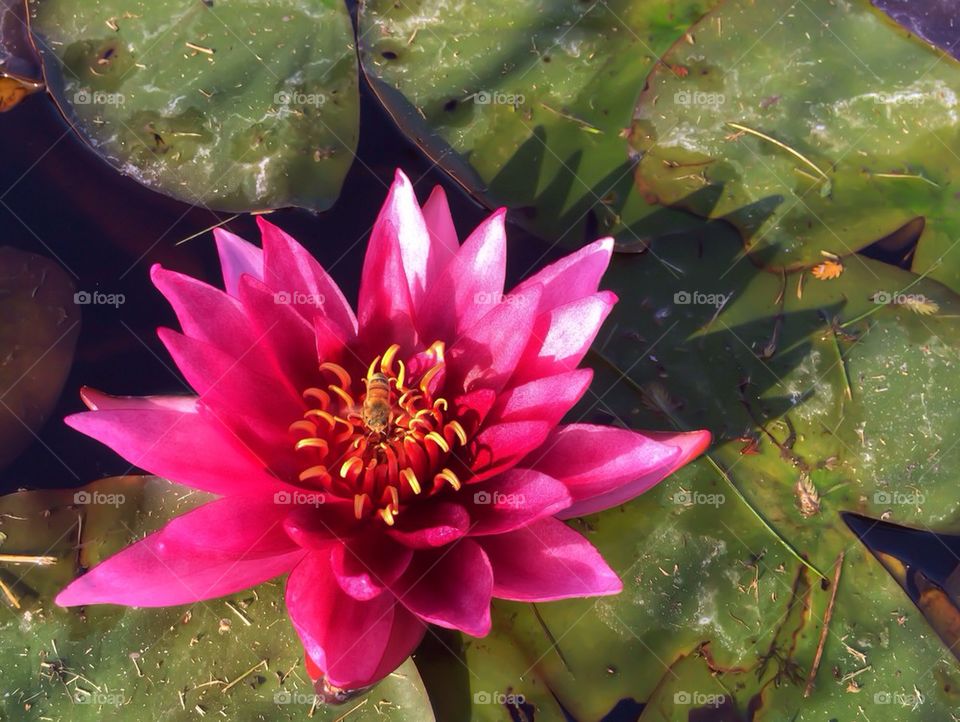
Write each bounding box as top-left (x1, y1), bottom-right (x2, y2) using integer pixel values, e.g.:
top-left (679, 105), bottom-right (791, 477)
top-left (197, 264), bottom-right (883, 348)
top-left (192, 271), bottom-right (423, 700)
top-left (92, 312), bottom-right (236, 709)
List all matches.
top-left (394, 540), bottom-right (492, 637)
top-left (57, 495), bottom-right (303, 607)
top-left (213, 227), bottom-right (263, 296)
top-left (331, 535), bottom-right (413, 601)
top-left (526, 424), bottom-right (711, 519)
top-left (80, 387), bottom-right (198, 413)
top-left (467, 468), bottom-right (571, 535)
top-left (478, 518), bottom-right (622, 601)
top-left (467, 420), bottom-right (552, 482)
top-left (511, 237), bottom-right (613, 313)
top-left (446, 284), bottom-right (541, 398)
top-left (421, 185), bottom-right (459, 285)
top-left (386, 501), bottom-right (470, 549)
top-left (512, 291), bottom-right (616, 385)
top-left (65, 408), bottom-right (283, 495)
top-left (257, 217), bottom-right (358, 335)
top-left (357, 179), bottom-right (419, 353)
top-left (287, 550), bottom-right (424, 689)
top-left (416, 208), bottom-right (507, 343)
top-left (486, 369), bottom-right (593, 427)
top-left (283, 505), bottom-right (362, 549)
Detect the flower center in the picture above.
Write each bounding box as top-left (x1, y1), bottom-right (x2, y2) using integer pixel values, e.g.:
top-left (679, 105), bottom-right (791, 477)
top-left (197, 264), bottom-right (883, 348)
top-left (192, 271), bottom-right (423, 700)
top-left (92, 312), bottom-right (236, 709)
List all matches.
top-left (288, 342), bottom-right (466, 525)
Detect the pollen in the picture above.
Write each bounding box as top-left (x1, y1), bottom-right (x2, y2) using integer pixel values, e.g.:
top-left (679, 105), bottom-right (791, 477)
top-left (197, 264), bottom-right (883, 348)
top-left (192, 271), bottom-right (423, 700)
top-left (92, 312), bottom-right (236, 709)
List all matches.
top-left (291, 342), bottom-right (471, 524)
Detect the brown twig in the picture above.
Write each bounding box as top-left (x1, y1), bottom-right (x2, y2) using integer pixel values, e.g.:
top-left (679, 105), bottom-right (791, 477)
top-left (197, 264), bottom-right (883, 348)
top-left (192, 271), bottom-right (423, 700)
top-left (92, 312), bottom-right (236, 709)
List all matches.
top-left (804, 551), bottom-right (845, 697)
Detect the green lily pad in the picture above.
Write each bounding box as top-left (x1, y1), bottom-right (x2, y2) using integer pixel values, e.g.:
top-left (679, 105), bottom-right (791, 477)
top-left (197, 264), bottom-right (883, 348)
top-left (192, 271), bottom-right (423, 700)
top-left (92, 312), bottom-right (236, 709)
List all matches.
top-left (27, 0), bottom-right (359, 211)
top-left (0, 246), bottom-right (79, 470)
top-left (630, 0), bottom-right (960, 284)
top-left (358, 0), bottom-right (719, 247)
top-left (0, 477), bottom-right (435, 721)
top-left (449, 226), bottom-right (960, 719)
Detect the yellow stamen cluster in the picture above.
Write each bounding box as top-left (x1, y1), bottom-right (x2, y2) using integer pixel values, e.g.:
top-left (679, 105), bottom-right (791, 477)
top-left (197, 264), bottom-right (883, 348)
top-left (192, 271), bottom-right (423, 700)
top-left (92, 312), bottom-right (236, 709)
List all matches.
top-left (289, 342), bottom-right (468, 525)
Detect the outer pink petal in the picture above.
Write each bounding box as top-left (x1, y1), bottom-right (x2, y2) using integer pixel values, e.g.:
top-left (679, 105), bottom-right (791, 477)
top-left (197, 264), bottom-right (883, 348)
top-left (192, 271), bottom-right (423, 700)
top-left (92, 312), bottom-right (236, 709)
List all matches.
top-left (416, 208), bottom-right (507, 343)
top-left (512, 291), bottom-right (616, 385)
top-left (394, 540), bottom-right (492, 637)
top-left (80, 387), bottom-right (198, 414)
top-left (467, 419), bottom-right (552, 482)
top-left (526, 424), bottom-right (711, 519)
top-left (478, 518), bottom-right (622, 601)
top-left (386, 500), bottom-right (471, 549)
top-left (357, 176), bottom-right (420, 353)
top-left (56, 496), bottom-right (303, 607)
top-left (421, 185), bottom-right (459, 286)
top-left (257, 217), bottom-right (358, 336)
top-left (287, 550), bottom-right (424, 689)
top-left (485, 369), bottom-right (593, 428)
top-left (511, 237), bottom-right (613, 314)
top-left (213, 227), bottom-right (263, 297)
top-left (467, 468), bottom-right (571, 535)
top-left (446, 284), bottom-right (541, 398)
top-left (65, 408), bottom-right (283, 495)
top-left (331, 535), bottom-right (413, 601)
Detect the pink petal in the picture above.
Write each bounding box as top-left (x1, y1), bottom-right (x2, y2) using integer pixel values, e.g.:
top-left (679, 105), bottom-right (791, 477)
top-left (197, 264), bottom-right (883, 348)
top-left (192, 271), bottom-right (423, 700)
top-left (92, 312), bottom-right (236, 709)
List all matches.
top-left (213, 227), bottom-right (263, 296)
top-left (478, 518), bottom-right (622, 601)
top-left (394, 540), bottom-right (492, 637)
top-left (467, 468), bottom-right (571, 535)
top-left (357, 178), bottom-right (419, 353)
top-left (257, 217), bottom-right (358, 336)
top-left (415, 208), bottom-right (507, 343)
top-left (511, 237), bottom-right (613, 314)
top-left (526, 424), bottom-right (711, 519)
top-left (80, 387), bottom-right (198, 414)
top-left (331, 535), bottom-right (413, 601)
top-left (65, 408), bottom-right (283, 495)
top-left (287, 550), bottom-right (424, 689)
top-left (421, 185), bottom-right (459, 286)
top-left (57, 495), bottom-right (303, 607)
top-left (386, 501), bottom-right (470, 549)
top-left (467, 420), bottom-right (552, 482)
top-left (446, 284), bottom-right (541, 398)
top-left (512, 291), bottom-right (616, 385)
top-left (486, 369), bottom-right (593, 427)
top-left (283, 505), bottom-right (361, 550)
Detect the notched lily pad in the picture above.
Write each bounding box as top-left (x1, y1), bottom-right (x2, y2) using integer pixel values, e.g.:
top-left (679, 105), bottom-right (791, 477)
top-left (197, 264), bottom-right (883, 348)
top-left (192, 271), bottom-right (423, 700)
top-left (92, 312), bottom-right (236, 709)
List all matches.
top-left (27, 0), bottom-right (359, 211)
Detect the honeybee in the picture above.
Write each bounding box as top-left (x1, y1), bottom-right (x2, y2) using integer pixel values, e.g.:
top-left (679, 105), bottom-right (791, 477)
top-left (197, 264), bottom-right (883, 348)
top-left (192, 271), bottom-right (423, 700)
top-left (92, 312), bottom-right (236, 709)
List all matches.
top-left (362, 372), bottom-right (392, 434)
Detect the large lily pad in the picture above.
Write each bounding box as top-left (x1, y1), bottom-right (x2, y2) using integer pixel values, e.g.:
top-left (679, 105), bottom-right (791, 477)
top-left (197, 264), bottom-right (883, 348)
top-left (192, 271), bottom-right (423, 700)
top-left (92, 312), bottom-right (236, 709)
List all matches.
top-left (0, 246), bottom-right (79, 470)
top-left (0, 477), bottom-right (435, 721)
top-left (630, 0), bottom-right (960, 287)
top-left (27, 0), bottom-right (359, 211)
top-left (358, 0), bottom-right (719, 247)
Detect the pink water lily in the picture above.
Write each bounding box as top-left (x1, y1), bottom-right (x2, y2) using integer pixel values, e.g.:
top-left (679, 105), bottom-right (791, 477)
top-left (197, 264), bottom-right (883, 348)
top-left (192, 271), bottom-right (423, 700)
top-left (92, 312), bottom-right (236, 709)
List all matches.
top-left (56, 170), bottom-right (710, 691)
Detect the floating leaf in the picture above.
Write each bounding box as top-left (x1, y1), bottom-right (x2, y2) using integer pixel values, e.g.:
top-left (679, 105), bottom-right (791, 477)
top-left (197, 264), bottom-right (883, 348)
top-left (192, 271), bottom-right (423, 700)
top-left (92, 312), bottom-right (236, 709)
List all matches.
top-left (28, 0), bottom-right (359, 211)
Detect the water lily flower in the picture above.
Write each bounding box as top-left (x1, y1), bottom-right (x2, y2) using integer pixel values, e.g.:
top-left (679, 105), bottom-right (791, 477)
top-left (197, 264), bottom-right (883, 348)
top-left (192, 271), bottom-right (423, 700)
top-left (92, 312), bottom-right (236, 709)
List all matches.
top-left (56, 170), bottom-right (710, 691)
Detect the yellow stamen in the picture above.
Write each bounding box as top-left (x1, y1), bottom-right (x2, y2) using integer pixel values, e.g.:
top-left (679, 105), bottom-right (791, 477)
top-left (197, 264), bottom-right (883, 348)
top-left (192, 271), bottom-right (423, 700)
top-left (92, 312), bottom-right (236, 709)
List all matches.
top-left (367, 354), bottom-right (382, 381)
top-left (288, 420), bottom-right (317, 437)
top-left (354, 493), bottom-right (369, 519)
top-left (304, 409), bottom-right (336, 430)
top-left (385, 485), bottom-right (400, 513)
top-left (302, 387), bottom-right (330, 407)
top-left (400, 467), bottom-right (421, 494)
top-left (446, 420), bottom-right (468, 446)
top-left (318, 361), bottom-right (351, 389)
top-left (419, 364), bottom-right (443, 394)
top-left (434, 397), bottom-right (449, 412)
top-left (436, 468), bottom-right (461, 491)
top-left (340, 456), bottom-right (364, 479)
top-left (425, 431), bottom-right (450, 453)
top-left (295, 438), bottom-right (329, 454)
top-left (396, 360), bottom-right (406, 390)
top-left (379, 507), bottom-right (396, 525)
top-left (381, 344), bottom-right (401, 375)
top-left (328, 384), bottom-right (355, 408)
top-left (298, 465), bottom-right (328, 482)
